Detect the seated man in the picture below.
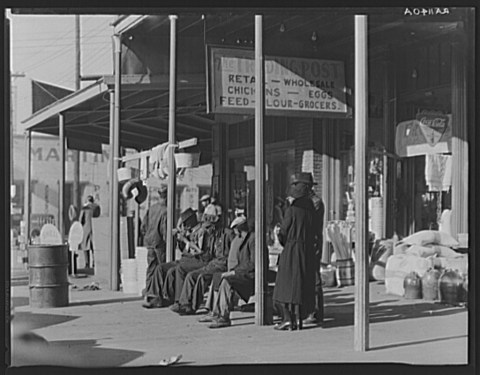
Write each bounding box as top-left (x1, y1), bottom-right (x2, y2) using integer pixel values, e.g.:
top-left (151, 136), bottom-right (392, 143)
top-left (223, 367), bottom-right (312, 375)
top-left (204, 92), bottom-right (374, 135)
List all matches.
top-left (165, 208), bottom-right (216, 309)
top-left (174, 205), bottom-right (234, 315)
top-left (200, 216), bottom-right (256, 329)
top-left (197, 215), bottom-right (247, 320)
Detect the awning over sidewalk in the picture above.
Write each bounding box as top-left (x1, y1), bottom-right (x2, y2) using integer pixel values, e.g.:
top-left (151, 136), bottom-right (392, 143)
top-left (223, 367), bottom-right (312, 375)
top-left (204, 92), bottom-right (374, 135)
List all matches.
top-left (22, 74), bottom-right (214, 162)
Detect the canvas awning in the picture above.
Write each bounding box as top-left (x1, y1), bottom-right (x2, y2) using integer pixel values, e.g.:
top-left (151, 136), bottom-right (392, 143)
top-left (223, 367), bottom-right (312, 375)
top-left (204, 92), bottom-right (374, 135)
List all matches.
top-left (22, 74), bottom-right (214, 162)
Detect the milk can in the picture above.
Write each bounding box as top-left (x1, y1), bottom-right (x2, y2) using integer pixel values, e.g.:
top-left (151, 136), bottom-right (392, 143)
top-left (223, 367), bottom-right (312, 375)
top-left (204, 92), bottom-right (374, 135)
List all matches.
top-left (421, 268), bottom-right (441, 301)
top-left (404, 271), bottom-right (422, 299)
top-left (439, 269), bottom-right (463, 306)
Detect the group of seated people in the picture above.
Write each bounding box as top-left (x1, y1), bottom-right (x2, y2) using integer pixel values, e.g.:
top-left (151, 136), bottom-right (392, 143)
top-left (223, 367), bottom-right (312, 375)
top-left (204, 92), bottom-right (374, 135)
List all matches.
top-left (141, 189), bottom-right (269, 329)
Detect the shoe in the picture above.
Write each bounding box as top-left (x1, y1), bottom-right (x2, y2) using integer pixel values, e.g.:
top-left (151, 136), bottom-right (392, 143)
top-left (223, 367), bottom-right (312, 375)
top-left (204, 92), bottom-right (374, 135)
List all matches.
top-left (169, 302), bottom-right (181, 313)
top-left (198, 313), bottom-right (215, 323)
top-left (273, 321), bottom-right (292, 331)
top-left (142, 297), bottom-right (163, 309)
top-left (208, 317), bottom-right (231, 329)
top-left (178, 305), bottom-right (196, 316)
top-left (303, 315), bottom-right (323, 326)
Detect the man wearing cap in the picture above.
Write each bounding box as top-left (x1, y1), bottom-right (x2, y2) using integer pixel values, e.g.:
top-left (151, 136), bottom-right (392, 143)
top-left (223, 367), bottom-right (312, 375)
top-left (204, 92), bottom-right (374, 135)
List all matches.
top-left (201, 216), bottom-right (264, 328)
top-left (196, 215), bottom-right (248, 323)
top-left (164, 207), bottom-right (216, 309)
top-left (198, 194), bottom-right (211, 222)
top-left (141, 186), bottom-right (169, 308)
top-left (173, 207), bottom-right (235, 315)
top-left (272, 172), bottom-right (319, 330)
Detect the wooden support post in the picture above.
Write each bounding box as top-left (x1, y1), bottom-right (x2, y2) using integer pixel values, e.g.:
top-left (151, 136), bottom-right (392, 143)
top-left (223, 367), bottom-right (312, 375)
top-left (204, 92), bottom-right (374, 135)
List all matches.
top-left (354, 14), bottom-right (369, 352)
top-left (451, 38), bottom-right (468, 237)
top-left (166, 15), bottom-right (178, 263)
top-left (254, 15), bottom-right (269, 326)
top-left (59, 113), bottom-right (65, 241)
top-left (110, 35), bottom-right (121, 291)
top-left (23, 131), bottom-right (31, 246)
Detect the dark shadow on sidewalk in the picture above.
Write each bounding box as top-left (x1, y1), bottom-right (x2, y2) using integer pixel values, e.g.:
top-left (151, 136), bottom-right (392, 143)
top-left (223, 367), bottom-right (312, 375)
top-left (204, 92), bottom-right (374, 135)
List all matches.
top-left (369, 334), bottom-right (467, 351)
top-left (322, 293), bottom-right (467, 329)
top-left (11, 338), bottom-right (144, 367)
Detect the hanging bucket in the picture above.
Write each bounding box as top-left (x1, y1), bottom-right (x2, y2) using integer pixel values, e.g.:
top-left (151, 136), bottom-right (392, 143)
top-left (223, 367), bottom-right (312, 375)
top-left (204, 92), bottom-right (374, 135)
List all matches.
top-left (117, 167), bottom-right (132, 182)
top-left (174, 152), bottom-right (200, 168)
top-left (120, 259), bottom-right (138, 294)
top-left (28, 244), bottom-right (69, 308)
top-left (335, 258), bottom-right (354, 287)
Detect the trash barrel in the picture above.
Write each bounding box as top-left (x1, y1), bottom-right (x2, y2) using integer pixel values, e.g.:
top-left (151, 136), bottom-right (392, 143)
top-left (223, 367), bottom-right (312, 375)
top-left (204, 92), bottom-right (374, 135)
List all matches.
top-left (28, 244), bottom-right (69, 308)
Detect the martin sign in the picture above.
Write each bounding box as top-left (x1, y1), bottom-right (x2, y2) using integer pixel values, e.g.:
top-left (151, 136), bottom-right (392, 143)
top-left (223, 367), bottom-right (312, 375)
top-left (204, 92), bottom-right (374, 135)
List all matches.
top-left (207, 46), bottom-right (348, 117)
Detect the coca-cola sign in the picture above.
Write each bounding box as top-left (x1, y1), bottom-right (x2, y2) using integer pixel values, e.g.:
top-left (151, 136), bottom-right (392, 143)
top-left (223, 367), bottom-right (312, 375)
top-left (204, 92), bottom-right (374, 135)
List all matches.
top-left (416, 113), bottom-right (449, 147)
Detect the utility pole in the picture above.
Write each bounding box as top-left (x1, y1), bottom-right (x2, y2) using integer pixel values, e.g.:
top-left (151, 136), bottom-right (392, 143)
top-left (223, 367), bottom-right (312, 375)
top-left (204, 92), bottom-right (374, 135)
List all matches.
top-left (73, 15), bottom-right (81, 221)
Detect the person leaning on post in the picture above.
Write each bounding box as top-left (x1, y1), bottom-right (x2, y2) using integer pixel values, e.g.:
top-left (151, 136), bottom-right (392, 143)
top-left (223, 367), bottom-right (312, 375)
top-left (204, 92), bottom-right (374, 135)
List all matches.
top-left (141, 186), bottom-right (168, 308)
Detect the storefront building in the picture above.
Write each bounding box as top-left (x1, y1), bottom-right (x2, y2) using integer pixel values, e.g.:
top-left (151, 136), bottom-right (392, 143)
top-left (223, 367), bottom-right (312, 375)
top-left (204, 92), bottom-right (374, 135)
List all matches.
top-left (115, 8), bottom-right (473, 242)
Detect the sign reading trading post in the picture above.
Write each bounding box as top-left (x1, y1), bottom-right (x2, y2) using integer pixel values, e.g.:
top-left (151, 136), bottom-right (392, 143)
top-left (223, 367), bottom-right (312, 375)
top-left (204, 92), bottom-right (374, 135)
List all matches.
top-left (207, 46), bottom-right (348, 117)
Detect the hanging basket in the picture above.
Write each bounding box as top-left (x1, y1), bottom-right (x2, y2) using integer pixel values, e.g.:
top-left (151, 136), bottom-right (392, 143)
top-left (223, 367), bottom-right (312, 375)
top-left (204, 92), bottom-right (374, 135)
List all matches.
top-left (117, 167), bottom-right (132, 182)
top-left (174, 152), bottom-right (200, 168)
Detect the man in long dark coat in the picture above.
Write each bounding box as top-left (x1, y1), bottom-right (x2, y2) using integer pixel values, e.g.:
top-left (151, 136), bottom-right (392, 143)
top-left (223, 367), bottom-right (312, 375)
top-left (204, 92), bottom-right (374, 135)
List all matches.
top-left (141, 186), bottom-right (168, 308)
top-left (78, 195), bottom-right (100, 268)
top-left (304, 187), bottom-right (325, 325)
top-left (273, 172), bottom-right (318, 330)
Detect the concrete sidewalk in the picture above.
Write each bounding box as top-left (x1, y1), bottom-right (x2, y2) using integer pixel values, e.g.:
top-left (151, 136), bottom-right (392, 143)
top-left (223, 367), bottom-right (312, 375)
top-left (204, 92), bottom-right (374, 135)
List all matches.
top-left (8, 274), bottom-right (468, 368)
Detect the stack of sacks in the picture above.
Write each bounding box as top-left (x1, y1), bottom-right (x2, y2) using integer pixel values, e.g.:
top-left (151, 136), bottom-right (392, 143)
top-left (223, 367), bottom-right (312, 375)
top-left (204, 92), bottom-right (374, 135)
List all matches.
top-left (369, 239), bottom-right (394, 281)
top-left (385, 230), bottom-right (466, 296)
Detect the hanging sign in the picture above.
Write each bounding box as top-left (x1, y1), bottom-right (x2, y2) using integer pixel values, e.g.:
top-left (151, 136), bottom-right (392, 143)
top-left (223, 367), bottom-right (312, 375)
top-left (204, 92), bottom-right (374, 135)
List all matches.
top-left (395, 113), bottom-right (452, 157)
top-left (207, 46), bottom-right (348, 117)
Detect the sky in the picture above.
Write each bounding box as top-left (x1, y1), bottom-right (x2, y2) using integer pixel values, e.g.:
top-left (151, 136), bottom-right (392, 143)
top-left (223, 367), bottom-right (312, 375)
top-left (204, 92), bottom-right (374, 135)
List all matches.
top-left (8, 11), bottom-right (116, 90)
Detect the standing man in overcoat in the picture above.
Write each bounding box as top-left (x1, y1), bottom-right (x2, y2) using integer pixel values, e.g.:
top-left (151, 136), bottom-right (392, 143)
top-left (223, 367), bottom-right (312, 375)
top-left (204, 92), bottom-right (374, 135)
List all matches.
top-left (78, 195), bottom-right (101, 268)
top-left (304, 186), bottom-right (325, 325)
top-left (141, 186), bottom-right (168, 308)
top-left (273, 172), bottom-right (318, 331)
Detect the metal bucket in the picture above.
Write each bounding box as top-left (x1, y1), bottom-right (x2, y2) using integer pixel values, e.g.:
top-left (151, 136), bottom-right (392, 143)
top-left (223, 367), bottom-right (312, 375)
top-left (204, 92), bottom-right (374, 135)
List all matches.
top-left (28, 244), bottom-right (69, 308)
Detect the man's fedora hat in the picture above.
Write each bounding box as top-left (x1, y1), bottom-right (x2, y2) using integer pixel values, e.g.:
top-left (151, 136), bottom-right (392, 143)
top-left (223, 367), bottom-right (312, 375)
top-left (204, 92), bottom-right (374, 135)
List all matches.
top-left (290, 172), bottom-right (317, 185)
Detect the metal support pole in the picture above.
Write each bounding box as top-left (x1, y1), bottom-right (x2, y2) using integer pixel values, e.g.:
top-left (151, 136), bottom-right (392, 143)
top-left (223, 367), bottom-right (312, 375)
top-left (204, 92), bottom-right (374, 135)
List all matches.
top-left (110, 34), bottom-right (121, 291)
top-left (166, 15), bottom-right (178, 263)
top-left (23, 131), bottom-right (31, 246)
top-left (254, 15), bottom-right (269, 326)
top-left (354, 14), bottom-right (369, 352)
top-left (59, 113), bottom-right (66, 241)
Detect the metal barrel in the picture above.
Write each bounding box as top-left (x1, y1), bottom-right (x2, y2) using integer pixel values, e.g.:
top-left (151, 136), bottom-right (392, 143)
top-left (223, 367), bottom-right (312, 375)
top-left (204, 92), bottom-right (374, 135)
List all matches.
top-left (28, 244), bottom-right (69, 308)
top-left (336, 258), bottom-right (355, 287)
